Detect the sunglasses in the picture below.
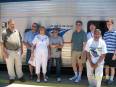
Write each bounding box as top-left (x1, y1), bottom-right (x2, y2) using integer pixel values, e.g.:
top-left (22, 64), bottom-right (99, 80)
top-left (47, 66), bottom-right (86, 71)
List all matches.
top-left (53, 31), bottom-right (58, 33)
top-left (32, 26), bottom-right (37, 28)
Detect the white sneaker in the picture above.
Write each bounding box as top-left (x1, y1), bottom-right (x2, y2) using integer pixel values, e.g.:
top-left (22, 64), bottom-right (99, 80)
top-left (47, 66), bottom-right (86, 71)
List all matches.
top-left (69, 76), bottom-right (77, 81)
top-left (74, 76), bottom-right (81, 83)
top-left (36, 78), bottom-right (40, 83)
top-left (44, 78), bottom-right (48, 82)
top-left (57, 78), bottom-right (61, 82)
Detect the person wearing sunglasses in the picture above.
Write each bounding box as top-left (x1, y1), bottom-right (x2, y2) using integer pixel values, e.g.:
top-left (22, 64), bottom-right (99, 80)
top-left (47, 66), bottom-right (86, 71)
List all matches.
top-left (23, 23), bottom-right (38, 80)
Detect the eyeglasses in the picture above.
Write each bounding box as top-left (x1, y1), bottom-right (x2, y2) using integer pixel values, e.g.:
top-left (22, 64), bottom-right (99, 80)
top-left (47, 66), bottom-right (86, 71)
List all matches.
top-left (76, 24), bottom-right (82, 26)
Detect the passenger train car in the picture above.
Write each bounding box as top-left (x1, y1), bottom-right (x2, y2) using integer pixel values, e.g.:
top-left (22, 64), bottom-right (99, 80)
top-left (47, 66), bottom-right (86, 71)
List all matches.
top-left (0, 0), bottom-right (116, 67)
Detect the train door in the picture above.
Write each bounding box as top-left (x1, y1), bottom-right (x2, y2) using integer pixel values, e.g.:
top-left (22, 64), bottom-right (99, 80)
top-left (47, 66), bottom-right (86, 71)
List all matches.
top-left (87, 21), bottom-right (108, 36)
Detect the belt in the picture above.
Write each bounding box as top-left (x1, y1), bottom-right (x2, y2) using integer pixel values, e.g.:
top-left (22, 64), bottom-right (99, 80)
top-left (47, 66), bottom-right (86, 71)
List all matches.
top-left (6, 48), bottom-right (19, 51)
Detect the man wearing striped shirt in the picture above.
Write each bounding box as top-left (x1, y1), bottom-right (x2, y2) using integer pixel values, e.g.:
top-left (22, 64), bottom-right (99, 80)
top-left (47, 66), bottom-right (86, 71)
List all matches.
top-left (103, 19), bottom-right (116, 85)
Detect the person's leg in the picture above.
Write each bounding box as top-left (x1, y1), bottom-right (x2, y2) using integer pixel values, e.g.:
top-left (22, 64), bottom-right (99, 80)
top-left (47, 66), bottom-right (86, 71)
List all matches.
top-left (6, 51), bottom-right (16, 80)
top-left (69, 51), bottom-right (78, 80)
top-left (42, 50), bottom-right (48, 82)
top-left (56, 58), bottom-right (61, 82)
top-left (95, 65), bottom-right (104, 87)
top-left (26, 49), bottom-right (33, 77)
top-left (15, 50), bottom-right (24, 82)
top-left (29, 64), bottom-right (34, 79)
top-left (108, 54), bottom-right (116, 84)
top-left (36, 61), bottom-right (41, 82)
top-left (74, 52), bottom-right (83, 82)
top-left (108, 67), bottom-right (115, 84)
top-left (104, 53), bottom-right (110, 81)
top-left (47, 58), bottom-right (53, 77)
top-left (110, 67), bottom-right (115, 81)
top-left (86, 60), bottom-right (94, 87)
top-left (105, 66), bottom-right (110, 80)
top-left (36, 73), bottom-right (40, 82)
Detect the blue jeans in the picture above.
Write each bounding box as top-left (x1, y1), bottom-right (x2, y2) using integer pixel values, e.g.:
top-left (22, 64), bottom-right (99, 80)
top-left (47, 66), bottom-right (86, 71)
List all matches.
top-left (47, 58), bottom-right (61, 78)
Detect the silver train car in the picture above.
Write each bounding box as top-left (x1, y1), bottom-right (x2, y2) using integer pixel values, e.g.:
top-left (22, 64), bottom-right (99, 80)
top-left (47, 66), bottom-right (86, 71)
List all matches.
top-left (0, 0), bottom-right (116, 67)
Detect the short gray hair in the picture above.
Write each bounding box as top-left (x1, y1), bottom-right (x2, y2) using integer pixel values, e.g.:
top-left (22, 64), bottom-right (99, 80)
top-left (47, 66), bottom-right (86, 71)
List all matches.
top-left (94, 29), bottom-right (101, 34)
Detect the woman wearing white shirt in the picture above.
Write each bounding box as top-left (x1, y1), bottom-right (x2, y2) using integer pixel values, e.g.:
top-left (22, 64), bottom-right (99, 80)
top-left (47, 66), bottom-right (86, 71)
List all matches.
top-left (30, 26), bottom-right (49, 82)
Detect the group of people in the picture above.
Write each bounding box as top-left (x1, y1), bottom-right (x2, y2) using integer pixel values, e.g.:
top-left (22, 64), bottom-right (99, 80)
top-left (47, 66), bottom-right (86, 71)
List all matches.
top-left (1, 19), bottom-right (116, 87)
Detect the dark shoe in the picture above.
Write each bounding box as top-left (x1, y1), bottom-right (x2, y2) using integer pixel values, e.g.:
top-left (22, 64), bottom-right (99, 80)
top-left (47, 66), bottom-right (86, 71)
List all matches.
top-left (9, 79), bottom-right (15, 84)
top-left (108, 80), bottom-right (113, 85)
top-left (103, 79), bottom-right (109, 84)
top-left (29, 75), bottom-right (33, 80)
top-left (19, 77), bottom-right (25, 82)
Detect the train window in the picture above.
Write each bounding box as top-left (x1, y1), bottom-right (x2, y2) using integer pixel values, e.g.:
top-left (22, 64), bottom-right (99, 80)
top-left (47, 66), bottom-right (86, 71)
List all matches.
top-left (87, 21), bottom-right (108, 36)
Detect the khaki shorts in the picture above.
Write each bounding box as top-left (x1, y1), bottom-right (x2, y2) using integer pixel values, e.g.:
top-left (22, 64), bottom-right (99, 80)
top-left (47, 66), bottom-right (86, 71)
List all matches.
top-left (71, 51), bottom-right (86, 64)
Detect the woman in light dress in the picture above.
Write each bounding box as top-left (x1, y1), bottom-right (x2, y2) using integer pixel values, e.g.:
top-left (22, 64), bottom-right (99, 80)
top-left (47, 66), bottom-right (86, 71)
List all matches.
top-left (29, 26), bottom-right (49, 82)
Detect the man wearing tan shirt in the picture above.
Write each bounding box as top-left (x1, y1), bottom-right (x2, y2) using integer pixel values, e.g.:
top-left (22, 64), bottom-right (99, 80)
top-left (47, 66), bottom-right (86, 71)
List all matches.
top-left (2, 19), bottom-right (25, 84)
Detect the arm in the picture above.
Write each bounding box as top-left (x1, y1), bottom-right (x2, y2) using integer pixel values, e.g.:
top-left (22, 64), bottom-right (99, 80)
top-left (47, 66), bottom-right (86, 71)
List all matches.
top-left (19, 32), bottom-right (23, 55)
top-left (23, 41), bottom-right (31, 49)
top-left (83, 42), bottom-right (86, 51)
top-left (47, 37), bottom-right (51, 59)
top-left (96, 54), bottom-right (106, 65)
top-left (112, 50), bottom-right (116, 60)
top-left (96, 40), bottom-right (107, 66)
top-left (21, 41), bottom-right (23, 55)
top-left (1, 32), bottom-right (8, 60)
top-left (112, 33), bottom-right (116, 60)
top-left (23, 32), bottom-right (31, 49)
top-left (30, 45), bottom-right (35, 61)
top-left (86, 51), bottom-right (97, 69)
top-left (86, 51), bottom-right (92, 63)
top-left (1, 42), bottom-right (9, 63)
top-left (55, 39), bottom-right (64, 49)
top-left (83, 31), bottom-right (87, 51)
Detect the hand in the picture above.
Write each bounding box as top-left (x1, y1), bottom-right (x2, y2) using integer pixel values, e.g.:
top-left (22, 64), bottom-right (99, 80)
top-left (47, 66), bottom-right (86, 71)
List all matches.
top-left (112, 54), bottom-right (116, 60)
top-left (3, 57), bottom-right (7, 64)
top-left (21, 49), bottom-right (23, 55)
top-left (30, 53), bottom-right (34, 61)
top-left (90, 62), bottom-right (98, 69)
top-left (82, 51), bottom-right (86, 59)
top-left (51, 45), bottom-right (57, 48)
top-left (3, 51), bottom-right (9, 59)
top-left (26, 44), bottom-right (31, 49)
top-left (3, 51), bottom-right (9, 63)
top-left (48, 53), bottom-right (51, 59)
top-left (93, 63), bottom-right (98, 69)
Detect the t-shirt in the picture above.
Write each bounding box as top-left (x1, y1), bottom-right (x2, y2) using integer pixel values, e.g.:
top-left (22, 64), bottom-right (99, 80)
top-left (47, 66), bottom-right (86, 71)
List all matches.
top-left (50, 36), bottom-right (63, 58)
top-left (71, 30), bottom-right (87, 51)
top-left (32, 34), bottom-right (49, 52)
top-left (2, 29), bottom-right (22, 50)
top-left (85, 38), bottom-right (107, 64)
top-left (103, 30), bottom-right (116, 53)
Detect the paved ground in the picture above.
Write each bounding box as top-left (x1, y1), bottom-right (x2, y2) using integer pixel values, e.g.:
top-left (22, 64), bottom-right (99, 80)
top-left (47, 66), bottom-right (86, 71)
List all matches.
top-left (0, 70), bottom-right (116, 87)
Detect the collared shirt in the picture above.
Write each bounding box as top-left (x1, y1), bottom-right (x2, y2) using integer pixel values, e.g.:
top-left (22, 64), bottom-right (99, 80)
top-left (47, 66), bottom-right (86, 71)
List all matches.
top-left (2, 28), bottom-right (22, 50)
top-left (23, 30), bottom-right (38, 46)
top-left (103, 29), bottom-right (116, 53)
top-left (87, 32), bottom-right (94, 40)
top-left (32, 34), bottom-right (49, 51)
top-left (71, 30), bottom-right (87, 51)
